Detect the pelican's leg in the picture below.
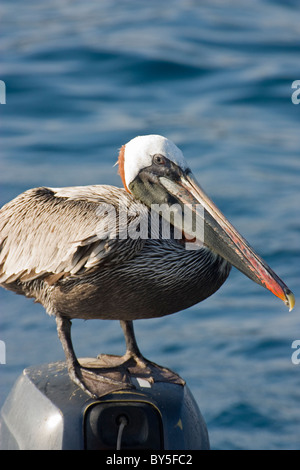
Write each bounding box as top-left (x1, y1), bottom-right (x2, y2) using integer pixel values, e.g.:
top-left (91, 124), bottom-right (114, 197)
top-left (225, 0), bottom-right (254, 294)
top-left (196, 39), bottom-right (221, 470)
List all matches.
top-left (120, 320), bottom-right (149, 368)
top-left (119, 320), bottom-right (185, 386)
top-left (120, 320), bottom-right (141, 357)
top-left (56, 315), bottom-right (93, 396)
top-left (97, 320), bottom-right (184, 387)
top-left (56, 315), bottom-right (130, 397)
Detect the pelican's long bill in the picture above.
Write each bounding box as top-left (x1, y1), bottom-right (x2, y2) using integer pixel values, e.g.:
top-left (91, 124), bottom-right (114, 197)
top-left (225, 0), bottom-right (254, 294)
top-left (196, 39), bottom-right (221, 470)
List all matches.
top-left (159, 170), bottom-right (295, 312)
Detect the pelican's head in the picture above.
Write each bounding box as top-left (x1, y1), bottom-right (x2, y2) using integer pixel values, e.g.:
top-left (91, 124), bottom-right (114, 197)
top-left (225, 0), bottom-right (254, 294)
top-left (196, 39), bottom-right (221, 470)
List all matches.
top-left (118, 134), bottom-right (188, 195)
top-left (117, 134), bottom-right (295, 312)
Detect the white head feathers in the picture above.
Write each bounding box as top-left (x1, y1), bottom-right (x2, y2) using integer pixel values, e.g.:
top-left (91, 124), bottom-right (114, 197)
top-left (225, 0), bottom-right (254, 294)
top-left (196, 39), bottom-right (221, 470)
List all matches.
top-left (121, 135), bottom-right (188, 189)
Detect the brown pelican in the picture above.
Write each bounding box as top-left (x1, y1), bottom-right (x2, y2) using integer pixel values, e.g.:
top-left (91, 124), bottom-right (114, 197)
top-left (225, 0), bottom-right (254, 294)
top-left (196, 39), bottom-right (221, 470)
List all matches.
top-left (0, 135), bottom-right (295, 396)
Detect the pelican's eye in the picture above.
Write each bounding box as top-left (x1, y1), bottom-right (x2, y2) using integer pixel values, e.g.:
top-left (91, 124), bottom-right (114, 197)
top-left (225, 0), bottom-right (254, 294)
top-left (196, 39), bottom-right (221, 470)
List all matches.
top-left (153, 154), bottom-right (166, 165)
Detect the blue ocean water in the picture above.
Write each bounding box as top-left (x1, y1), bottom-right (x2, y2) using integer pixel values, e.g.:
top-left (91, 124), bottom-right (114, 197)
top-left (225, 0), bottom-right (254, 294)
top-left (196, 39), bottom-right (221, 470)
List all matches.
top-left (0, 0), bottom-right (299, 450)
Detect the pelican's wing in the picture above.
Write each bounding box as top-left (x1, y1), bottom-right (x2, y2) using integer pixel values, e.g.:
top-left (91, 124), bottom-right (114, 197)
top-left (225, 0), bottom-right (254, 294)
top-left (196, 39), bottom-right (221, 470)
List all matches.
top-left (0, 185), bottom-right (147, 284)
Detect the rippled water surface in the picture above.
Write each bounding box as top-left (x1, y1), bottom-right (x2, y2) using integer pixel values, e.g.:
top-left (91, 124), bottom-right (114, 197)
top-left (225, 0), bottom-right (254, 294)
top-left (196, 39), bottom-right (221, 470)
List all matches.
top-left (0, 0), bottom-right (300, 450)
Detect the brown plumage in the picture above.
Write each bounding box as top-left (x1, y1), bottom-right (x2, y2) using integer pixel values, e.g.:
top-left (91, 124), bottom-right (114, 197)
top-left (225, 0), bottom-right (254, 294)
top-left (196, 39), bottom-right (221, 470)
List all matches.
top-left (0, 184), bottom-right (229, 318)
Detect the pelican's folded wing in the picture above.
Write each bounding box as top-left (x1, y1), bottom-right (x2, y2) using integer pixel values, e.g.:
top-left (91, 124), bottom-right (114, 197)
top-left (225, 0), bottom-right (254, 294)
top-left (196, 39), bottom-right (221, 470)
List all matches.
top-left (0, 185), bottom-right (147, 284)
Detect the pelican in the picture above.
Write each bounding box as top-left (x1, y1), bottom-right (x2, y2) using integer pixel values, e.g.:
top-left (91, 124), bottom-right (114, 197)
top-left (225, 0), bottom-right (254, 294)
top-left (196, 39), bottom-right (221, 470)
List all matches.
top-left (0, 135), bottom-right (295, 396)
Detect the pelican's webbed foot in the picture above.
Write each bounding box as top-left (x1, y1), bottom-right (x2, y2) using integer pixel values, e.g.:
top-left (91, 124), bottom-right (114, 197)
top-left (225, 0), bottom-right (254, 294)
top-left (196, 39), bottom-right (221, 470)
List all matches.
top-left (56, 316), bottom-right (184, 398)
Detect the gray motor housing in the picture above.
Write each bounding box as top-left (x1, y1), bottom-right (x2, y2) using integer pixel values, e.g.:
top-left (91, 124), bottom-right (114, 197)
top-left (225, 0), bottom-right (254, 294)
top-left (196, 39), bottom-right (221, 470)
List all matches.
top-left (0, 361), bottom-right (210, 450)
